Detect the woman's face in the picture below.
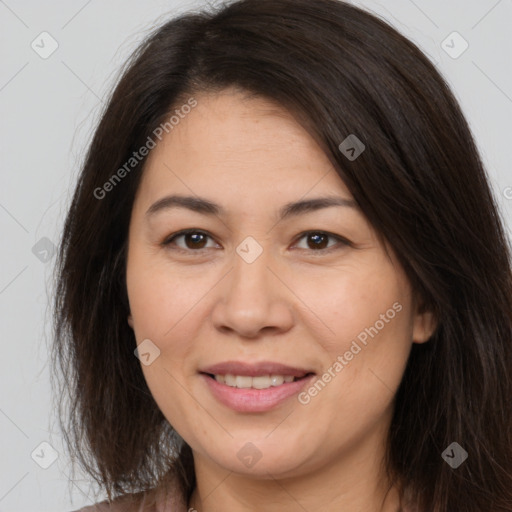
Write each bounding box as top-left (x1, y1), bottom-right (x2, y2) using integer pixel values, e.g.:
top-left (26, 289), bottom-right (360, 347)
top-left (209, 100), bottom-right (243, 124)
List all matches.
top-left (126, 89), bottom-right (435, 479)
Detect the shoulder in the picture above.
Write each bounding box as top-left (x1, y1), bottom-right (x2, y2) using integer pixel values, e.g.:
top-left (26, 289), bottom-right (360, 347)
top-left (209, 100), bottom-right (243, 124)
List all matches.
top-left (69, 491), bottom-right (148, 512)
top-left (68, 475), bottom-right (188, 512)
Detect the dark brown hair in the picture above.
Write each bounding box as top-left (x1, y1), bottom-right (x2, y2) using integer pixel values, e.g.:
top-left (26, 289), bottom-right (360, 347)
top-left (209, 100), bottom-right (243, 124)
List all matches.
top-left (52, 0), bottom-right (512, 510)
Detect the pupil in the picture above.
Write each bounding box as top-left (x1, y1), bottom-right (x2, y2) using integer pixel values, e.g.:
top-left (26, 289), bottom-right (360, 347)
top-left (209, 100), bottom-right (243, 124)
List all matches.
top-left (309, 233), bottom-right (327, 250)
top-left (187, 233), bottom-right (206, 249)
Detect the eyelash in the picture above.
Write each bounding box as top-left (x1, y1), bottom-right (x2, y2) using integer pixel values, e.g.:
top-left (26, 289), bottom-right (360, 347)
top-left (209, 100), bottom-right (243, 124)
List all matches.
top-left (161, 229), bottom-right (351, 255)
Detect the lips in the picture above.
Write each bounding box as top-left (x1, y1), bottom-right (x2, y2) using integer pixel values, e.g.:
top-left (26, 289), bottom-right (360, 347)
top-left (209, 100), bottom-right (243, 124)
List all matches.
top-left (199, 360), bottom-right (316, 412)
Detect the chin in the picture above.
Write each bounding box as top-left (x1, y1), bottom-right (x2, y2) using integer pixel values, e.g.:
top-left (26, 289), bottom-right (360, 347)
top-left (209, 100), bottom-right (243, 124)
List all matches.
top-left (202, 441), bottom-right (312, 479)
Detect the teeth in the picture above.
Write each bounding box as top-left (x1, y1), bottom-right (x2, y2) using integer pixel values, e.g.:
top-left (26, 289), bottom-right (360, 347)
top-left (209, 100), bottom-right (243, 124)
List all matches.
top-left (214, 374), bottom-right (296, 389)
top-left (235, 375), bottom-right (253, 388)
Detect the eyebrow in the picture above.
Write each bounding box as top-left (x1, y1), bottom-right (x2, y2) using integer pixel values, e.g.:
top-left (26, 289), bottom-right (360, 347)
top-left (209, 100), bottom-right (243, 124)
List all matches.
top-left (145, 194), bottom-right (359, 221)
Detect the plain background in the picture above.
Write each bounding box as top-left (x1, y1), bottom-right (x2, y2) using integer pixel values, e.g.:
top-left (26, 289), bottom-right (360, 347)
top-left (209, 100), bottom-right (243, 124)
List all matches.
top-left (0, 0), bottom-right (511, 510)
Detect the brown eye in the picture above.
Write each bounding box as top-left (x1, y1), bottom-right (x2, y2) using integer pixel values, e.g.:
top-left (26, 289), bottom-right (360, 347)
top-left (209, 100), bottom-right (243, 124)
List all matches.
top-left (162, 229), bottom-right (350, 255)
top-left (294, 231), bottom-right (349, 253)
top-left (182, 232), bottom-right (208, 249)
top-left (306, 233), bottom-right (329, 250)
top-left (162, 230), bottom-right (217, 251)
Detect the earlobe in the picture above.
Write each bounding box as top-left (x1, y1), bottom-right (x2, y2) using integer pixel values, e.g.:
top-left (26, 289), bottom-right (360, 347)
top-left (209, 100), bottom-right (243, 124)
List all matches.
top-left (127, 314), bottom-right (134, 329)
top-left (412, 307), bottom-right (437, 344)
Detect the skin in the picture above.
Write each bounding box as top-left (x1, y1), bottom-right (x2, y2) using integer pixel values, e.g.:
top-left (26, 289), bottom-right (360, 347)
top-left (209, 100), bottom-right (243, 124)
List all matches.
top-left (125, 88), bottom-right (436, 512)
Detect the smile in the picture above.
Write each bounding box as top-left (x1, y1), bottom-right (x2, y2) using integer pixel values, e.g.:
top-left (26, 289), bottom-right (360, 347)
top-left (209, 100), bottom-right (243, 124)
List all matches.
top-left (200, 373), bottom-right (315, 413)
top-left (212, 374), bottom-right (297, 389)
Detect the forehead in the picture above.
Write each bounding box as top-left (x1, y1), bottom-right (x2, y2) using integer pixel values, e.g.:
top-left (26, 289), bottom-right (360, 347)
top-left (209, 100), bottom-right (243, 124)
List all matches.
top-left (138, 90), bottom-right (352, 200)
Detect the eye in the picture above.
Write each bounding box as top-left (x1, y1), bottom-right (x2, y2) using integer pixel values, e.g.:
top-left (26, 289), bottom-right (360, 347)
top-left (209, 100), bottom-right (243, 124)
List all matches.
top-left (293, 231), bottom-right (351, 253)
top-left (162, 229), bottom-right (219, 252)
top-left (161, 229), bottom-right (351, 254)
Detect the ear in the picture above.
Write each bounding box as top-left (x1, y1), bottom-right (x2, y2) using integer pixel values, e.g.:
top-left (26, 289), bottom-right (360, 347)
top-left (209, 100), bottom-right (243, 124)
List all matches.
top-left (127, 314), bottom-right (134, 329)
top-left (412, 300), bottom-right (437, 344)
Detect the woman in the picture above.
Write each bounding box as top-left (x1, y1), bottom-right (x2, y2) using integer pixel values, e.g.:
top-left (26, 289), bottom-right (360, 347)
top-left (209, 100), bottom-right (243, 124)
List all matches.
top-left (53, 0), bottom-right (512, 510)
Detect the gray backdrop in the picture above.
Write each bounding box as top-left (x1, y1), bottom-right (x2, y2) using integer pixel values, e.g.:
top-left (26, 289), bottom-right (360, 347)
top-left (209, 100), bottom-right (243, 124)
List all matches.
top-left (1, 0), bottom-right (511, 510)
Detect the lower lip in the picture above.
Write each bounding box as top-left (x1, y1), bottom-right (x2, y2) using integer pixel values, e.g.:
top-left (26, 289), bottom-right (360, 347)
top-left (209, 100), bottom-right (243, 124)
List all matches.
top-left (201, 373), bottom-right (315, 412)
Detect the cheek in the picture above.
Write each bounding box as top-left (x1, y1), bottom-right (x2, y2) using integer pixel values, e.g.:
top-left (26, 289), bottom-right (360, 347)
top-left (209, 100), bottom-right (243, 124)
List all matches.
top-left (127, 260), bottom-right (200, 433)
top-left (294, 260), bottom-right (413, 413)
top-left (126, 247), bottom-right (206, 341)
top-left (292, 259), bottom-right (412, 354)
top-left (126, 246), bottom-right (218, 375)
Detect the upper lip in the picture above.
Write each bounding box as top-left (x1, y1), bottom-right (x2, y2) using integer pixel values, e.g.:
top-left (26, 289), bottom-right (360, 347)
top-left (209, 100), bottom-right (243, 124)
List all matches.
top-left (200, 361), bottom-right (315, 378)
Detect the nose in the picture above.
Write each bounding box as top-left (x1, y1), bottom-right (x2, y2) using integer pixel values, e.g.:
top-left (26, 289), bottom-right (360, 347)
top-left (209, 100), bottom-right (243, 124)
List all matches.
top-left (210, 243), bottom-right (295, 339)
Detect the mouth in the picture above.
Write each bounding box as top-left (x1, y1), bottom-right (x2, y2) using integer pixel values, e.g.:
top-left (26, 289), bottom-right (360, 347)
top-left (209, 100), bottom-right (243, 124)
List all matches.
top-left (199, 361), bottom-right (316, 412)
top-left (202, 373), bottom-right (314, 389)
